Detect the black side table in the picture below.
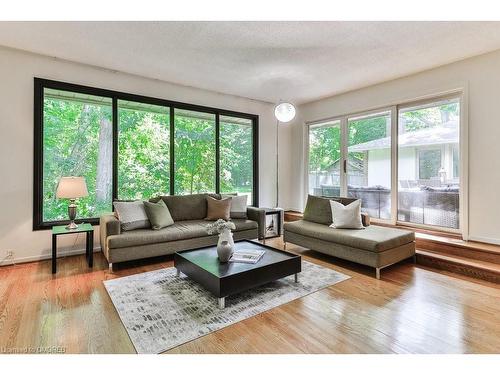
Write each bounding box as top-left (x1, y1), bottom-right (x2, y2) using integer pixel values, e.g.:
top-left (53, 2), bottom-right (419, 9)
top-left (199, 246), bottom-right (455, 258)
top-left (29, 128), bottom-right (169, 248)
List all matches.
top-left (261, 208), bottom-right (284, 243)
top-left (51, 223), bottom-right (94, 274)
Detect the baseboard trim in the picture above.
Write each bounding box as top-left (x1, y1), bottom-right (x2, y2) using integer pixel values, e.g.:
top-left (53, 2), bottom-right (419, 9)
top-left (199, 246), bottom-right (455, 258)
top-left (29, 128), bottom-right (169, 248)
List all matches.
top-left (0, 246), bottom-right (102, 267)
top-left (468, 235), bottom-right (500, 246)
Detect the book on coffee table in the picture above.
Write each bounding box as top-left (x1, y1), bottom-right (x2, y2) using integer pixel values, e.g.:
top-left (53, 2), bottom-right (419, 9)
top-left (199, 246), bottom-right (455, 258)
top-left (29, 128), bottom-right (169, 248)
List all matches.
top-left (229, 248), bottom-right (265, 264)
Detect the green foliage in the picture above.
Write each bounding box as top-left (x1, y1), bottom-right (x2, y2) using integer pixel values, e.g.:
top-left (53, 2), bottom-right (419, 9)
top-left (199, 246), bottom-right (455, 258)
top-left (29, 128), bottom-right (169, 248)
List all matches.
top-left (220, 121), bottom-right (253, 201)
top-left (174, 113), bottom-right (216, 194)
top-left (309, 116), bottom-right (388, 173)
top-left (118, 106), bottom-right (170, 199)
top-left (308, 124), bottom-right (341, 173)
top-left (401, 102), bottom-right (459, 132)
top-left (42, 98), bottom-right (254, 222)
top-left (43, 97), bottom-right (112, 221)
top-left (348, 116), bottom-right (387, 164)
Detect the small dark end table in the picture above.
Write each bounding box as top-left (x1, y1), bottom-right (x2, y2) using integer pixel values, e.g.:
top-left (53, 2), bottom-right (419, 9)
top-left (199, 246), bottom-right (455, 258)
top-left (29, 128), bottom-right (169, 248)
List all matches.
top-left (51, 223), bottom-right (94, 274)
top-left (261, 207), bottom-right (284, 243)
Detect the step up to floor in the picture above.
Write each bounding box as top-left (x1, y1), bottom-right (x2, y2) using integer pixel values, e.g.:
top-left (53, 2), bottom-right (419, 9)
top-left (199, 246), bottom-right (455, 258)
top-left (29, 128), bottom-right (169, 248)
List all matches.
top-left (416, 249), bottom-right (500, 284)
top-left (416, 233), bottom-right (500, 265)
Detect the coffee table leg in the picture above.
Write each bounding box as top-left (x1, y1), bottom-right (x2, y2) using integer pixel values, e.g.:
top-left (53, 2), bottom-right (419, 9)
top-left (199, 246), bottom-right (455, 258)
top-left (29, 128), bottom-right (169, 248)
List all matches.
top-left (52, 234), bottom-right (57, 274)
top-left (88, 231), bottom-right (93, 268)
top-left (294, 273), bottom-right (299, 283)
top-left (176, 268), bottom-right (180, 277)
top-left (218, 297), bottom-right (225, 309)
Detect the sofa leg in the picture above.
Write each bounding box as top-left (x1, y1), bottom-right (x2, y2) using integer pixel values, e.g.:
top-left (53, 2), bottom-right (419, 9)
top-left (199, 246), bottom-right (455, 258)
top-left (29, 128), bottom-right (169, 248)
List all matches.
top-left (412, 255), bottom-right (417, 264)
top-left (108, 263), bottom-right (113, 272)
top-left (375, 268), bottom-right (381, 280)
top-left (283, 241), bottom-right (287, 250)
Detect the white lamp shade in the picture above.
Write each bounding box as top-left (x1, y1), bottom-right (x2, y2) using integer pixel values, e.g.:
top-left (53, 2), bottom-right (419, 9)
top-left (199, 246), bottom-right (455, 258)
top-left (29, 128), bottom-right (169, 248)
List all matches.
top-left (56, 177), bottom-right (89, 199)
top-left (274, 102), bottom-right (296, 123)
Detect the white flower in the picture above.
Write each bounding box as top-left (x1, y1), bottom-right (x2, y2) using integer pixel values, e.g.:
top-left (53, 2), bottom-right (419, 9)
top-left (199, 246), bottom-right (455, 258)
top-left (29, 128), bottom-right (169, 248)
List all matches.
top-left (206, 219), bottom-right (235, 235)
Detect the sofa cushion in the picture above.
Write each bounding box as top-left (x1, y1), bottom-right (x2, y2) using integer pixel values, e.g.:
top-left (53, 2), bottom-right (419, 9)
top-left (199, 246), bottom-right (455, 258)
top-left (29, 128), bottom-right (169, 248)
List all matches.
top-left (113, 200), bottom-right (150, 231)
top-left (143, 199), bottom-right (174, 230)
top-left (303, 195), bottom-right (333, 225)
top-left (154, 193), bottom-right (220, 221)
top-left (283, 220), bottom-right (414, 253)
top-left (107, 219), bottom-right (257, 249)
top-left (205, 196), bottom-right (231, 220)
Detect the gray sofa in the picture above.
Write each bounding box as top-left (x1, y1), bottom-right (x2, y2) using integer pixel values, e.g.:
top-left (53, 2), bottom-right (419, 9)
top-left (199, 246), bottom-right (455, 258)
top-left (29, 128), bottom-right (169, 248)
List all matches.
top-left (283, 195), bottom-right (416, 279)
top-left (100, 193), bottom-right (266, 270)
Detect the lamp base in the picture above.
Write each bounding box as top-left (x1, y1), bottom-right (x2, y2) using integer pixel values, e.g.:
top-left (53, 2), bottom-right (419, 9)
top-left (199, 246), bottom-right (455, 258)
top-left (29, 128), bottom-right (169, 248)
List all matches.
top-left (66, 221), bottom-right (78, 230)
top-left (66, 199), bottom-right (78, 230)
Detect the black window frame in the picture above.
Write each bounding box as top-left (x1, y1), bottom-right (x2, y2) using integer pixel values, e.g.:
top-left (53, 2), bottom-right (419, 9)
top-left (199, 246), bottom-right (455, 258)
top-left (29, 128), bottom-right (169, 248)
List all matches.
top-left (33, 77), bottom-right (259, 230)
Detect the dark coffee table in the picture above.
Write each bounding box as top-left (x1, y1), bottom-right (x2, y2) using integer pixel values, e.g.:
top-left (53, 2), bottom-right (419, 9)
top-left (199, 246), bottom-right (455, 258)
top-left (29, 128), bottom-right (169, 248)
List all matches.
top-left (174, 240), bottom-right (301, 308)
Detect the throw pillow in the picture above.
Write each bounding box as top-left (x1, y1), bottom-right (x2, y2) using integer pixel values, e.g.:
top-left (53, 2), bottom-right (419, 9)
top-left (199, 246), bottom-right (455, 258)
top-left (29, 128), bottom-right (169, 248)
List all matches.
top-left (222, 194), bottom-right (248, 219)
top-left (303, 195), bottom-right (335, 225)
top-left (205, 196), bottom-right (232, 221)
top-left (113, 200), bottom-right (150, 231)
top-left (329, 199), bottom-right (364, 229)
top-left (143, 199), bottom-right (174, 230)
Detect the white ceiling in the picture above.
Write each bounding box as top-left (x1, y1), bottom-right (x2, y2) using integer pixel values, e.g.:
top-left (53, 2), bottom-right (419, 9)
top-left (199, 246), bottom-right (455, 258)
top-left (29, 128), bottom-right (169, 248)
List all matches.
top-left (2, 21), bottom-right (500, 104)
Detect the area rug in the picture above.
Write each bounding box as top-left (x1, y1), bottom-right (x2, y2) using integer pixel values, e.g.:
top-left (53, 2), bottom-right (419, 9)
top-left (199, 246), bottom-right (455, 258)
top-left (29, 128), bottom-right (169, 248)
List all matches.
top-left (103, 260), bottom-right (350, 353)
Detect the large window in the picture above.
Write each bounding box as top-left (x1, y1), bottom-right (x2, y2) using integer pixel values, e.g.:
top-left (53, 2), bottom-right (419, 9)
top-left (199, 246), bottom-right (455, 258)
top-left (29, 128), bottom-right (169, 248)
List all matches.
top-left (34, 79), bottom-right (258, 229)
top-left (42, 89), bottom-right (113, 222)
top-left (308, 120), bottom-right (341, 197)
top-left (398, 98), bottom-right (460, 229)
top-left (306, 94), bottom-right (462, 232)
top-left (220, 116), bottom-right (254, 205)
top-left (174, 110), bottom-right (216, 195)
top-left (347, 111), bottom-right (391, 219)
top-left (118, 101), bottom-right (170, 200)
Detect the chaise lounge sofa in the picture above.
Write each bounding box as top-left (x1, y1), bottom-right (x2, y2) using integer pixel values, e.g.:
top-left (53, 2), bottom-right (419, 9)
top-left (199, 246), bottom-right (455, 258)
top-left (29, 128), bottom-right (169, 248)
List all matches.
top-left (100, 193), bottom-right (266, 270)
top-left (283, 195), bottom-right (415, 279)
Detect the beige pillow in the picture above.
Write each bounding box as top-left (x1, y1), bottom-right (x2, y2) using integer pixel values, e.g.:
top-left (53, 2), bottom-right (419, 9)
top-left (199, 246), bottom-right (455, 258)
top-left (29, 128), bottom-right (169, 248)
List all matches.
top-left (205, 196), bottom-right (232, 221)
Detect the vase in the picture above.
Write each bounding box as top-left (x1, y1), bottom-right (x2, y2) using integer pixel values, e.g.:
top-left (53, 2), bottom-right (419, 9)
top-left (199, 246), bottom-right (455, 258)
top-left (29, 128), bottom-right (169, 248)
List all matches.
top-left (217, 228), bottom-right (234, 262)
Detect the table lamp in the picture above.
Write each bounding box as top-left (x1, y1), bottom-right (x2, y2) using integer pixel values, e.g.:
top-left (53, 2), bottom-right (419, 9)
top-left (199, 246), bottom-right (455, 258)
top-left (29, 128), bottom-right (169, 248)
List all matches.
top-left (56, 176), bottom-right (89, 229)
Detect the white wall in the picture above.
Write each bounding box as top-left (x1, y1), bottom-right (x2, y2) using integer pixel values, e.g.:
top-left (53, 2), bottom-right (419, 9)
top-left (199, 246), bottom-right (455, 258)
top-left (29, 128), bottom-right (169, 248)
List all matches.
top-left (0, 46), bottom-right (277, 265)
top-left (286, 48), bottom-right (500, 244)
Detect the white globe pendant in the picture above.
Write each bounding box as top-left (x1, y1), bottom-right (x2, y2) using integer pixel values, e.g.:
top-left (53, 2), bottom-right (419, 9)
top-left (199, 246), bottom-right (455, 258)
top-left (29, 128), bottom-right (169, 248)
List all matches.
top-left (274, 102), bottom-right (296, 123)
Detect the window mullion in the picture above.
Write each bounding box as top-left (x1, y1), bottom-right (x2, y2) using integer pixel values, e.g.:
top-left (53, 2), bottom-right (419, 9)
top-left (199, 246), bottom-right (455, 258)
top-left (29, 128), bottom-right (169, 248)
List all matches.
top-left (215, 113), bottom-right (220, 194)
top-left (340, 117), bottom-right (348, 196)
top-left (390, 105), bottom-right (398, 225)
top-left (112, 97), bottom-right (118, 204)
top-left (170, 108), bottom-right (175, 195)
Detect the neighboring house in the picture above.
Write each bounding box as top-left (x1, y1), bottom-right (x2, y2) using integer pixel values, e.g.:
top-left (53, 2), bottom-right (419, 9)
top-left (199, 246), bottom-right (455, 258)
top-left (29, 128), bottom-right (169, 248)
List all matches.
top-left (309, 154), bottom-right (365, 193)
top-left (348, 120), bottom-right (459, 188)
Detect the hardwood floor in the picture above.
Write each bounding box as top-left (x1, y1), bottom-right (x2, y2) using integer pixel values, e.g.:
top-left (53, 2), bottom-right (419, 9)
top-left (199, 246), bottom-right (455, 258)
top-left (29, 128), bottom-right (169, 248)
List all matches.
top-left (1, 237), bottom-right (499, 354)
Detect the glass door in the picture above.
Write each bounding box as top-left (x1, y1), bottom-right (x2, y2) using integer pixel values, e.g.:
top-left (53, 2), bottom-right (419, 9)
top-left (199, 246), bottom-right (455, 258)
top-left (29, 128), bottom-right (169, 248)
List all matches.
top-left (397, 98), bottom-right (460, 229)
top-left (307, 120), bottom-right (342, 198)
top-left (347, 111), bottom-right (392, 219)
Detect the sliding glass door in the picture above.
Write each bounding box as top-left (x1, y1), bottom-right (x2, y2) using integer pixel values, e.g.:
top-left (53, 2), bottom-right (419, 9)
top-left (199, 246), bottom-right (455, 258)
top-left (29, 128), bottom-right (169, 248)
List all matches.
top-left (220, 115), bottom-right (254, 205)
top-left (397, 98), bottom-right (460, 229)
top-left (306, 94), bottom-right (462, 232)
top-left (308, 120), bottom-right (342, 197)
top-left (347, 111), bottom-right (392, 219)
